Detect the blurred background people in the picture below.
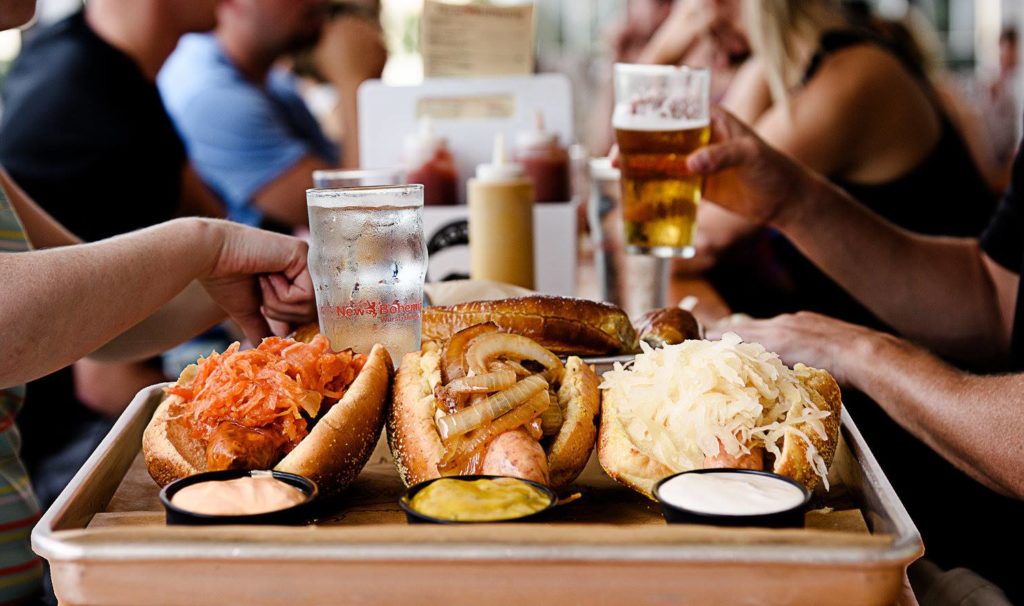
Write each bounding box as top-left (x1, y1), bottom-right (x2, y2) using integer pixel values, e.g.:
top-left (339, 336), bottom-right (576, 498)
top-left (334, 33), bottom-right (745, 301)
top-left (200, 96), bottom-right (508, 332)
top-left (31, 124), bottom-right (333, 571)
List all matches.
top-left (607, 0), bottom-right (674, 64)
top-left (158, 0), bottom-right (387, 230)
top-left (0, 0), bottom-right (224, 511)
top-left (291, 2), bottom-right (387, 158)
top-left (981, 27), bottom-right (1021, 182)
top-left (588, 0), bottom-right (748, 155)
top-left (669, 0), bottom-right (997, 330)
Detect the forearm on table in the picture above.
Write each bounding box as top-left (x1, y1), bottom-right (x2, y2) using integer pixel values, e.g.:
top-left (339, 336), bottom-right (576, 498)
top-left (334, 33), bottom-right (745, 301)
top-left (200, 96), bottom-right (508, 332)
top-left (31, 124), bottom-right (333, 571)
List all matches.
top-left (843, 331), bottom-right (1024, 498)
top-left (0, 218), bottom-right (220, 387)
top-left (779, 178), bottom-right (1004, 360)
top-left (88, 281), bottom-right (226, 362)
top-left (73, 358), bottom-right (169, 416)
top-left (637, 19), bottom-right (700, 65)
top-left (334, 82), bottom-right (360, 169)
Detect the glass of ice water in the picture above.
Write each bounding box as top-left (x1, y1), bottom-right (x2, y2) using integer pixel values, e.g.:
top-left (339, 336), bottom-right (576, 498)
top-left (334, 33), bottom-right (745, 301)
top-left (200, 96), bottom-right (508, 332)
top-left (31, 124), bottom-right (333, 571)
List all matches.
top-left (306, 185), bottom-right (427, 367)
top-left (312, 167), bottom-right (407, 188)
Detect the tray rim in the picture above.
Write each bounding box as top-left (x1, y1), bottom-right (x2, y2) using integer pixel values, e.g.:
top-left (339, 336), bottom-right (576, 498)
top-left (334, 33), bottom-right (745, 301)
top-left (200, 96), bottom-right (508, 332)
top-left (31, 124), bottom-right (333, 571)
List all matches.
top-left (33, 383), bottom-right (923, 567)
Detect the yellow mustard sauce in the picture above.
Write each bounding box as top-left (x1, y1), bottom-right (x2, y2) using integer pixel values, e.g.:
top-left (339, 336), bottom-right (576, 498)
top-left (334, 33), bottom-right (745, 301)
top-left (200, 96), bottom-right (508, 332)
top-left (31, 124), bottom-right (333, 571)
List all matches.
top-left (409, 478), bottom-right (551, 522)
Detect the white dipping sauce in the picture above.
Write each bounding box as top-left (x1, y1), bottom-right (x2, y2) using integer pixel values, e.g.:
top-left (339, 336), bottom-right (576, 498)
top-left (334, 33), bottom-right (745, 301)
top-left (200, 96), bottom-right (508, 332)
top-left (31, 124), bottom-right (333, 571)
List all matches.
top-left (658, 472), bottom-right (806, 516)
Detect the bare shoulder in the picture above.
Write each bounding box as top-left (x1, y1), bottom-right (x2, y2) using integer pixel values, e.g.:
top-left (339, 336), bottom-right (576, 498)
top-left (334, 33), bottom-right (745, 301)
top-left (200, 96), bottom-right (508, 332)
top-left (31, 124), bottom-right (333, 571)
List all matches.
top-left (802, 44), bottom-right (923, 108)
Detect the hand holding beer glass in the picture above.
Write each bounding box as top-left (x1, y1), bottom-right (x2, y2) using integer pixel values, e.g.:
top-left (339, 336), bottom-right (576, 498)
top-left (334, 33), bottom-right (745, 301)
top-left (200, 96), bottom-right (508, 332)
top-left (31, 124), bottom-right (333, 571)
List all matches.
top-left (613, 64), bottom-right (711, 258)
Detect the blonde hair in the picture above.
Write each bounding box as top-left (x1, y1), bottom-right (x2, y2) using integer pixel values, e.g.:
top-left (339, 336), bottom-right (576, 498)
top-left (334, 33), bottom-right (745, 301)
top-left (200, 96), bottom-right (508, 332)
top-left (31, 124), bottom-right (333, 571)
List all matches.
top-left (744, 0), bottom-right (835, 108)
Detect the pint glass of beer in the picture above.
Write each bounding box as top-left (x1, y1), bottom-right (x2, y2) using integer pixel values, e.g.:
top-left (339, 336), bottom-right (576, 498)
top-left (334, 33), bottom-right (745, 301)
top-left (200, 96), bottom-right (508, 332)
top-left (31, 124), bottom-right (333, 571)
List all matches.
top-left (613, 63), bottom-right (711, 258)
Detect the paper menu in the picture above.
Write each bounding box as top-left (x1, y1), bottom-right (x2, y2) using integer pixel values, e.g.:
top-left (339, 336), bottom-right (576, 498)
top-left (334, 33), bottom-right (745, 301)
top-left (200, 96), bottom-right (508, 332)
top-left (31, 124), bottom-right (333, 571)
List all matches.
top-left (421, 0), bottom-right (535, 78)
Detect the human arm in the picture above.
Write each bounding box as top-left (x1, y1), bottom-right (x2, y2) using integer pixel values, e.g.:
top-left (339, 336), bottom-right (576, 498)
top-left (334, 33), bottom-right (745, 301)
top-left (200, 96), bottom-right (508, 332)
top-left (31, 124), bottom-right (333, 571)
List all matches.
top-left (702, 46), bottom-right (933, 257)
top-left (313, 14), bottom-right (387, 169)
top-left (0, 217), bottom-right (315, 388)
top-left (73, 359), bottom-right (167, 416)
top-left (246, 11), bottom-right (388, 224)
top-left (710, 312), bottom-right (1024, 499)
top-left (0, 168), bottom-right (245, 363)
top-left (0, 169), bottom-right (80, 248)
top-left (2, 168), bottom-right (225, 412)
top-left (177, 163), bottom-right (227, 219)
top-left (163, 77), bottom-right (341, 228)
top-left (250, 154), bottom-right (331, 226)
top-left (636, 0), bottom-right (746, 67)
top-left (692, 59), bottom-right (776, 258)
top-left (687, 108), bottom-right (1014, 361)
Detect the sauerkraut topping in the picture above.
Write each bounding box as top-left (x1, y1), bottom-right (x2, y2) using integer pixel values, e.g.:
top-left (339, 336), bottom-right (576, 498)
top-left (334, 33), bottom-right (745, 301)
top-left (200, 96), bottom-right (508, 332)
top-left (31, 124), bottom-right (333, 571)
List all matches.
top-left (599, 334), bottom-right (832, 487)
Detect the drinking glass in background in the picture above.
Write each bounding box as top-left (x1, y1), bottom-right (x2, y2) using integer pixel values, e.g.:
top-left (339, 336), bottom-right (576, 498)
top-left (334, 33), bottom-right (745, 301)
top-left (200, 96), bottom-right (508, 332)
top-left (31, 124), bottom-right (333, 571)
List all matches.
top-left (613, 63), bottom-right (711, 258)
top-left (587, 157), bottom-right (668, 319)
top-left (306, 185), bottom-right (428, 366)
top-left (312, 167), bottom-right (407, 188)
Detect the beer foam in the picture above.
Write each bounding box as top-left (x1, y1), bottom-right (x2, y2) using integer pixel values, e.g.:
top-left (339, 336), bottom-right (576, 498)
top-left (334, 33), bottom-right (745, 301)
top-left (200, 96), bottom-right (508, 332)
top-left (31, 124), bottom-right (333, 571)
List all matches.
top-left (613, 104), bottom-right (709, 131)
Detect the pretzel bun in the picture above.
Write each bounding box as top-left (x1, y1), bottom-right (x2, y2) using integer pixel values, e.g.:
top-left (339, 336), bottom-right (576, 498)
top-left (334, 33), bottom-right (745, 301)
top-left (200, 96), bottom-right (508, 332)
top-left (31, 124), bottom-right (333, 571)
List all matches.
top-left (422, 295), bottom-right (638, 355)
top-left (598, 338), bottom-right (842, 498)
top-left (143, 342), bottom-right (393, 497)
top-left (387, 347), bottom-right (601, 492)
top-left (635, 307), bottom-right (702, 348)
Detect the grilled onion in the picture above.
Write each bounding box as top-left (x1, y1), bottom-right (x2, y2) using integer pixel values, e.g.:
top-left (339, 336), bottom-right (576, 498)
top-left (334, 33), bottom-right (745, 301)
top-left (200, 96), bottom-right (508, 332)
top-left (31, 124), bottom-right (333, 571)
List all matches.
top-left (441, 322), bottom-right (499, 384)
top-left (446, 370), bottom-right (517, 394)
top-left (525, 417), bottom-right (544, 441)
top-left (540, 392), bottom-right (563, 436)
top-left (488, 359), bottom-right (532, 377)
top-left (435, 375), bottom-right (548, 441)
top-left (465, 333), bottom-right (563, 376)
top-left (438, 391), bottom-right (550, 471)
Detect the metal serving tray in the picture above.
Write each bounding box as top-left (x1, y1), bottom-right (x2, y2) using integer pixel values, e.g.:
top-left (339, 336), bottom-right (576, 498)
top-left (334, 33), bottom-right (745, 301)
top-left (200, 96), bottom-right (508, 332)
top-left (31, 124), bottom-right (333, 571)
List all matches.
top-left (34, 384), bottom-right (922, 606)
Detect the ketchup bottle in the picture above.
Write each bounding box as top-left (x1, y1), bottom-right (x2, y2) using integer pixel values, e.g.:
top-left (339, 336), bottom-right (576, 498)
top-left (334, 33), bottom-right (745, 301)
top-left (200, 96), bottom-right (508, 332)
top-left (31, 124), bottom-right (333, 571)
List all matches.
top-left (404, 118), bottom-right (459, 206)
top-left (514, 111), bottom-right (570, 203)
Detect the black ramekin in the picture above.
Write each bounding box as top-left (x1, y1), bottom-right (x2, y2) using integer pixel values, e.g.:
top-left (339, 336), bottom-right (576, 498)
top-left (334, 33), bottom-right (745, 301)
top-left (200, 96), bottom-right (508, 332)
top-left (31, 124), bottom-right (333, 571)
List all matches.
top-left (159, 469), bottom-right (318, 526)
top-left (652, 469), bottom-right (811, 528)
top-left (399, 475), bottom-right (557, 524)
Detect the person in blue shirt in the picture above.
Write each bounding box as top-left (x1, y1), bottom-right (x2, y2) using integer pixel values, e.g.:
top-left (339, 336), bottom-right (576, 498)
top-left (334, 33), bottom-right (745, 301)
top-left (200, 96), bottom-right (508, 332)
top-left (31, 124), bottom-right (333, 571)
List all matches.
top-left (159, 0), bottom-right (386, 229)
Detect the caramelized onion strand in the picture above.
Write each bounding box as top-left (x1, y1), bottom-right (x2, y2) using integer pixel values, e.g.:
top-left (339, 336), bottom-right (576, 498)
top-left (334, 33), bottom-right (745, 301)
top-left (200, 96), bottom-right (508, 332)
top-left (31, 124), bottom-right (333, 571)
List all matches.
top-left (438, 391), bottom-right (550, 470)
top-left (465, 333), bottom-right (564, 376)
top-left (436, 375), bottom-right (548, 440)
top-left (446, 370), bottom-right (517, 394)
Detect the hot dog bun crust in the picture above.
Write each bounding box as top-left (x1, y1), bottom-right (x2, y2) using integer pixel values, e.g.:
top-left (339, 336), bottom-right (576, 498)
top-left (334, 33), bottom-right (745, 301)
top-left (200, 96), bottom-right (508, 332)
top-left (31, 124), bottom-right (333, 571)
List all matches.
top-left (387, 348), bottom-right (601, 492)
top-left (598, 363), bottom-right (842, 498)
top-left (142, 343), bottom-right (393, 497)
top-left (422, 295), bottom-right (638, 356)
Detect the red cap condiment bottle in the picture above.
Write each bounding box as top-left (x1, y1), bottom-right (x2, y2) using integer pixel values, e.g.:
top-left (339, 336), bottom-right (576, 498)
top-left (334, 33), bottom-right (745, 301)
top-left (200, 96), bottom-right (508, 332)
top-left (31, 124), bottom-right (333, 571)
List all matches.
top-left (404, 118), bottom-right (459, 206)
top-left (514, 111), bottom-right (570, 203)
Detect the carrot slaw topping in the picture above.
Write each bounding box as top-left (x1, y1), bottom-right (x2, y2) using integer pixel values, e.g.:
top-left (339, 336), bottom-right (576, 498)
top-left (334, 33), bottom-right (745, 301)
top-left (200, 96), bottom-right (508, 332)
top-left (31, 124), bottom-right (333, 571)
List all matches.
top-left (165, 335), bottom-right (367, 449)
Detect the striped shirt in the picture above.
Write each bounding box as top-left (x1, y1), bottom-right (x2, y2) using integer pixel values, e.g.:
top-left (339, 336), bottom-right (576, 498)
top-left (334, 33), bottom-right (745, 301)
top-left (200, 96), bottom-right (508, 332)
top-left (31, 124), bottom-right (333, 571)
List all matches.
top-left (0, 182), bottom-right (44, 602)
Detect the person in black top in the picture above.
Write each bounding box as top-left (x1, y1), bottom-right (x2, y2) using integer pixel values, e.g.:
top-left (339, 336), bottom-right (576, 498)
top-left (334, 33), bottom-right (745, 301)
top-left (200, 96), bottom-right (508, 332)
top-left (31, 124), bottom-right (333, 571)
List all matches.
top-left (686, 106), bottom-right (1024, 602)
top-left (680, 0), bottom-right (999, 326)
top-left (0, 1), bottom-right (224, 241)
top-left (0, 11), bottom-right (184, 241)
top-left (0, 0), bottom-right (225, 511)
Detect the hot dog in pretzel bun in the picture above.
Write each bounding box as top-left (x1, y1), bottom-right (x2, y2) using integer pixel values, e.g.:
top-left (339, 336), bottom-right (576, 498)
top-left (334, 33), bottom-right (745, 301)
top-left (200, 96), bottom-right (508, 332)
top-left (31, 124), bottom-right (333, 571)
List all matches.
top-left (388, 323), bottom-right (601, 492)
top-left (599, 334), bottom-right (842, 498)
top-left (143, 327), bottom-right (393, 496)
top-left (422, 295), bottom-right (639, 356)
